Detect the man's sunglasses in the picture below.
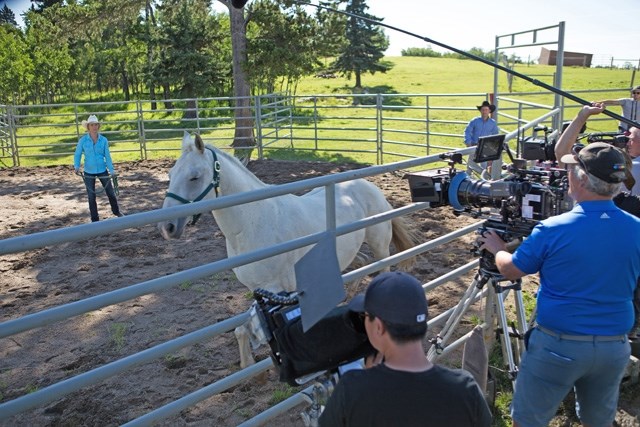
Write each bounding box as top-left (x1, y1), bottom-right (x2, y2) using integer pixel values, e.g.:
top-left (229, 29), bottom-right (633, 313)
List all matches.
top-left (633, 91), bottom-right (640, 95)
top-left (572, 143), bottom-right (585, 155)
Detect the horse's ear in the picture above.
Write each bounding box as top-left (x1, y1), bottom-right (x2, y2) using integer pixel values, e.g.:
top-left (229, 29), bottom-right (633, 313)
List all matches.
top-left (194, 133), bottom-right (205, 153)
top-left (182, 131), bottom-right (193, 152)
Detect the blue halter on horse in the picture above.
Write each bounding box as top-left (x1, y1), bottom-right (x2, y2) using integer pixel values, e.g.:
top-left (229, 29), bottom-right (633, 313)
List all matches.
top-left (165, 146), bottom-right (221, 225)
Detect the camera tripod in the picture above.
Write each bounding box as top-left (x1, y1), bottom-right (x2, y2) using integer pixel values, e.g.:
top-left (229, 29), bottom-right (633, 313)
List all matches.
top-left (427, 265), bottom-right (532, 386)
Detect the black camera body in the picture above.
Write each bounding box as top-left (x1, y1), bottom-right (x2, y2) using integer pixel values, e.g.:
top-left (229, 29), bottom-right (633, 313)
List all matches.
top-left (406, 165), bottom-right (569, 221)
top-left (473, 218), bottom-right (535, 274)
top-left (518, 126), bottom-right (557, 162)
top-left (586, 131), bottom-right (629, 149)
top-left (405, 135), bottom-right (571, 273)
top-left (521, 136), bottom-right (557, 162)
top-left (251, 289), bottom-right (374, 386)
top-left (520, 126), bottom-right (629, 164)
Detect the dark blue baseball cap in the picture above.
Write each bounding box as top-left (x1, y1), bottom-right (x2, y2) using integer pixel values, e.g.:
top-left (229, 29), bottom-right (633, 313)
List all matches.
top-left (348, 271), bottom-right (428, 326)
top-left (560, 142), bottom-right (626, 183)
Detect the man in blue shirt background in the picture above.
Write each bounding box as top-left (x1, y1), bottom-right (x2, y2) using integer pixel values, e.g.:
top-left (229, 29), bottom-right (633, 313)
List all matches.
top-left (464, 100), bottom-right (500, 176)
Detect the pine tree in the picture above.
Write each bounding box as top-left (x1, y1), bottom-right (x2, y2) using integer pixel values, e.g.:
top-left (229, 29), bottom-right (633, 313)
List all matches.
top-left (29, 0), bottom-right (63, 13)
top-left (0, 4), bottom-right (18, 26)
top-left (332, 0), bottom-right (391, 89)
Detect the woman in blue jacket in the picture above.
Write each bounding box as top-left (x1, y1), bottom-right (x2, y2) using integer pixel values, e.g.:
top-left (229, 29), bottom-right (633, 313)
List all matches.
top-left (74, 115), bottom-right (123, 222)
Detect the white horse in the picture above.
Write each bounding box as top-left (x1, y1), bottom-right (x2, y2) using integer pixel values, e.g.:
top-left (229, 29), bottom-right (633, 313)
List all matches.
top-left (158, 132), bottom-right (416, 368)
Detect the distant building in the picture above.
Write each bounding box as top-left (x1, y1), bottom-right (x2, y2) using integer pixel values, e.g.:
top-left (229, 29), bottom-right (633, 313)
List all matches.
top-left (539, 47), bottom-right (593, 67)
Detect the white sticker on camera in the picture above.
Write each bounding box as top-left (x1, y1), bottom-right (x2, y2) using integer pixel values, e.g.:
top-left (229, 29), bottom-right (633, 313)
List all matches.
top-left (521, 194), bottom-right (541, 219)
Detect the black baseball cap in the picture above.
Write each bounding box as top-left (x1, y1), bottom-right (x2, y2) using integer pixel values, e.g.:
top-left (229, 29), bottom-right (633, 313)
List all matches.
top-left (560, 142), bottom-right (626, 183)
top-left (348, 272), bottom-right (428, 326)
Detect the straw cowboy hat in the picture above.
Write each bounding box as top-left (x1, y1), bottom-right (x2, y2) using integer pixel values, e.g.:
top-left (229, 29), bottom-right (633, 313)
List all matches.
top-left (81, 115), bottom-right (100, 129)
top-left (476, 100), bottom-right (496, 113)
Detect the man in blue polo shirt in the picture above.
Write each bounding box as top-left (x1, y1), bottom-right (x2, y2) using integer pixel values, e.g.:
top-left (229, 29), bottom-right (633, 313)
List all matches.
top-left (464, 100), bottom-right (500, 176)
top-left (478, 141), bottom-right (640, 427)
top-left (555, 104), bottom-right (640, 339)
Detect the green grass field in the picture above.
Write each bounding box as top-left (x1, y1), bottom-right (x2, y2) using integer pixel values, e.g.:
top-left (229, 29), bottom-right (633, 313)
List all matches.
top-left (298, 56), bottom-right (634, 95)
top-left (1, 56), bottom-right (635, 168)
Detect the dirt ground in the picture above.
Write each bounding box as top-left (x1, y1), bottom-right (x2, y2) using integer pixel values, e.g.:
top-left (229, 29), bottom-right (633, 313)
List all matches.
top-left (0, 158), bottom-right (638, 427)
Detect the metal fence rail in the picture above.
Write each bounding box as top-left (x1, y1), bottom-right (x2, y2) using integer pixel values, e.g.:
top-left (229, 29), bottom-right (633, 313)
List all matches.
top-left (0, 150), bottom-right (488, 425)
top-left (0, 88), bottom-right (629, 168)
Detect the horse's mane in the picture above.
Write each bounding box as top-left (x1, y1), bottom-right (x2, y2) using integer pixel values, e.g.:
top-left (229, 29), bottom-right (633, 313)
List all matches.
top-left (204, 142), bottom-right (268, 188)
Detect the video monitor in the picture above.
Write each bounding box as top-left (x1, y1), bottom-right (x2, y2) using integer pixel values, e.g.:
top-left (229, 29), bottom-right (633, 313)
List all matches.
top-left (473, 134), bottom-right (506, 163)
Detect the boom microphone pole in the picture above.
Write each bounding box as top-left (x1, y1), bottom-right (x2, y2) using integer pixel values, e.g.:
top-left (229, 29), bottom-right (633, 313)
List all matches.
top-left (293, 0), bottom-right (639, 130)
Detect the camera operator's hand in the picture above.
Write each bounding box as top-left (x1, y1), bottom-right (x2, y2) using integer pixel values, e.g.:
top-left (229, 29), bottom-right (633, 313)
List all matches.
top-left (582, 102), bottom-right (606, 117)
top-left (556, 103), bottom-right (607, 166)
top-left (477, 230), bottom-right (527, 280)
top-left (477, 230), bottom-right (507, 255)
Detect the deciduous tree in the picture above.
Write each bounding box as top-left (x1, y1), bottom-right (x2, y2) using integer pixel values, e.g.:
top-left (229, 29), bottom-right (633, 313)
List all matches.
top-left (156, 0), bottom-right (229, 117)
top-left (0, 26), bottom-right (34, 104)
top-left (24, 12), bottom-right (73, 104)
top-left (246, 0), bottom-right (321, 95)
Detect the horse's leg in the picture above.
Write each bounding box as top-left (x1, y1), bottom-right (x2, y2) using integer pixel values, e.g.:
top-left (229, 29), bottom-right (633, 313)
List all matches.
top-left (234, 324), bottom-right (255, 368)
top-left (353, 251), bottom-right (371, 267)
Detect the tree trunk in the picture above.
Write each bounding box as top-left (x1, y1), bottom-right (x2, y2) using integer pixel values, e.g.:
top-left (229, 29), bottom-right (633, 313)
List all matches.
top-left (120, 30), bottom-right (131, 101)
top-left (145, 0), bottom-right (157, 111)
top-left (353, 69), bottom-right (363, 105)
top-left (229, 4), bottom-right (255, 163)
top-left (162, 84), bottom-right (173, 110)
top-left (150, 86), bottom-right (157, 111)
top-left (181, 79), bottom-right (196, 120)
top-left (121, 63), bottom-right (130, 101)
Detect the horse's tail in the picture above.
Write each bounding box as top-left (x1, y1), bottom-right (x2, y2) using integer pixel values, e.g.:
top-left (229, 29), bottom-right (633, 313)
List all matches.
top-left (391, 217), bottom-right (419, 270)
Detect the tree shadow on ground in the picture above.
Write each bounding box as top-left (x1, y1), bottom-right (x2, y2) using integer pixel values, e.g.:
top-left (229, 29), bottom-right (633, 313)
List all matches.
top-left (259, 148), bottom-right (368, 165)
top-left (331, 84), bottom-right (413, 109)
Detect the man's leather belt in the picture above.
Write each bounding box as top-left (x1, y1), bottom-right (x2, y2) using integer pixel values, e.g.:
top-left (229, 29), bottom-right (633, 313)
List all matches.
top-left (537, 325), bottom-right (626, 342)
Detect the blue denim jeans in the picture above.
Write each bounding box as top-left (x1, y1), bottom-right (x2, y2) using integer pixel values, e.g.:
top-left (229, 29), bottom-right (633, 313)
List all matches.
top-left (511, 327), bottom-right (630, 427)
top-left (83, 171), bottom-right (121, 222)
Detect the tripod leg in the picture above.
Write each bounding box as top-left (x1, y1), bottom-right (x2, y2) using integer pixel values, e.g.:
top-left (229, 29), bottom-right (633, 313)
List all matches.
top-left (493, 281), bottom-right (519, 386)
top-left (427, 275), bottom-right (484, 361)
top-left (512, 281), bottom-right (529, 362)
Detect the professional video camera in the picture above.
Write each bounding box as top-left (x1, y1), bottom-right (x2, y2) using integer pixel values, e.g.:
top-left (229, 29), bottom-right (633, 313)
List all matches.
top-left (582, 131), bottom-right (630, 149)
top-left (520, 125), bottom-right (557, 162)
top-left (405, 134), bottom-right (571, 273)
top-left (520, 123), bottom-right (629, 162)
top-left (247, 288), bottom-right (375, 424)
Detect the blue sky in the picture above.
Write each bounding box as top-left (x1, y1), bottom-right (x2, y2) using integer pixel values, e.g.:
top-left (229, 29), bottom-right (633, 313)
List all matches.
top-left (4, 0), bottom-right (639, 66)
top-left (363, 0), bottom-right (640, 66)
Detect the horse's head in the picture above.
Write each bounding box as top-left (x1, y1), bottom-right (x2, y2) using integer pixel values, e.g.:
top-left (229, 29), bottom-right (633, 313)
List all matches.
top-left (158, 131), bottom-right (220, 239)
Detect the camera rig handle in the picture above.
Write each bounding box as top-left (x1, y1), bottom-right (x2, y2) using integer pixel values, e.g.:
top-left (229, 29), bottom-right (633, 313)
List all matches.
top-left (294, 1), bottom-right (639, 130)
top-left (253, 288), bottom-right (299, 305)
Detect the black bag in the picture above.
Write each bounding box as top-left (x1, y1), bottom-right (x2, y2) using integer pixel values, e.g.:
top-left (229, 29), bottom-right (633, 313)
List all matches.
top-left (272, 305), bottom-right (375, 385)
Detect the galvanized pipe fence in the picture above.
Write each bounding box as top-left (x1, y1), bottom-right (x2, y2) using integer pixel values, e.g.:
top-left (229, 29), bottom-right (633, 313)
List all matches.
top-left (0, 140), bottom-right (527, 425)
top-left (0, 88), bottom-right (629, 168)
top-left (0, 105), bottom-right (624, 425)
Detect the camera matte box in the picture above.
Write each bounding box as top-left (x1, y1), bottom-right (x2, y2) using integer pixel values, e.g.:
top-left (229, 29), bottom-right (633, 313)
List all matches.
top-left (404, 169), bottom-right (450, 204)
top-left (521, 137), bottom-right (548, 161)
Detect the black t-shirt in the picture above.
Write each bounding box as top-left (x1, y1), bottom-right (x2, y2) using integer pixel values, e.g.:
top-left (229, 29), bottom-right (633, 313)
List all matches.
top-left (318, 363), bottom-right (492, 427)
